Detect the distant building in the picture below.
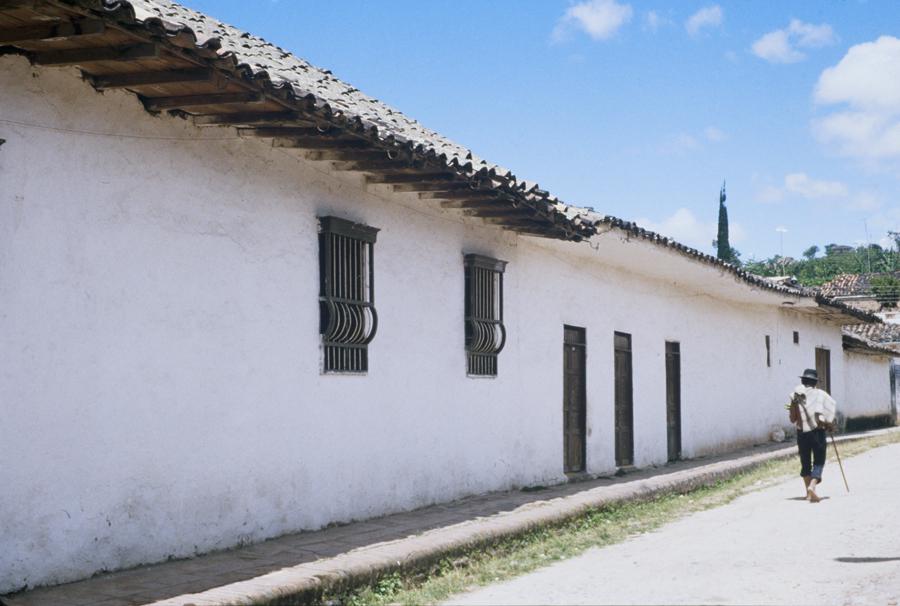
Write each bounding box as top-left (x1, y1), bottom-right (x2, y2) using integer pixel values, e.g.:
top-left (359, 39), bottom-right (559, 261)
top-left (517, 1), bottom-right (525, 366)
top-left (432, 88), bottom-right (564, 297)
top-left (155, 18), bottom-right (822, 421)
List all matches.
top-left (825, 243), bottom-right (855, 256)
top-left (820, 272), bottom-right (900, 318)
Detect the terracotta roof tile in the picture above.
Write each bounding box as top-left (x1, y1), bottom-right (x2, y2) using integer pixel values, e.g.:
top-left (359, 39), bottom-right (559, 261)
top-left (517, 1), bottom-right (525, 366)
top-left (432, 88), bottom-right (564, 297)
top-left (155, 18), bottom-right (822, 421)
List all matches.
top-left (845, 323), bottom-right (900, 345)
top-left (820, 272), bottom-right (900, 298)
top-left (37, 1), bottom-right (886, 324)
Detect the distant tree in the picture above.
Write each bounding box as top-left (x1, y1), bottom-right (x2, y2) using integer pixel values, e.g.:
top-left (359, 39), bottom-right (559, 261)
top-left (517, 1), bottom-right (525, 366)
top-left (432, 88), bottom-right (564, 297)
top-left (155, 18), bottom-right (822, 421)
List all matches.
top-left (889, 232), bottom-right (900, 271)
top-left (741, 232), bottom-right (900, 287)
top-left (871, 275), bottom-right (900, 308)
top-left (743, 256), bottom-right (777, 277)
top-left (715, 181), bottom-right (737, 264)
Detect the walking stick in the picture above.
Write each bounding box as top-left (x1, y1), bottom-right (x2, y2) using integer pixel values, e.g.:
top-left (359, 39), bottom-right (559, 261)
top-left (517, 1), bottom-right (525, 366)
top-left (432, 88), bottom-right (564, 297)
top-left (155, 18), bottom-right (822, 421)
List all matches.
top-left (829, 432), bottom-right (850, 493)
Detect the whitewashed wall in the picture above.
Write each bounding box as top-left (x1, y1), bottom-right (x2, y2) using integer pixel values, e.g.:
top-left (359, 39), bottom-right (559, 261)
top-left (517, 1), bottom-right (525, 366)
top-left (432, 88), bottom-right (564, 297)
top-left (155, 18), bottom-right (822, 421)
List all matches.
top-left (0, 56), bottom-right (868, 593)
top-left (519, 239), bottom-right (849, 463)
top-left (842, 352), bottom-right (892, 419)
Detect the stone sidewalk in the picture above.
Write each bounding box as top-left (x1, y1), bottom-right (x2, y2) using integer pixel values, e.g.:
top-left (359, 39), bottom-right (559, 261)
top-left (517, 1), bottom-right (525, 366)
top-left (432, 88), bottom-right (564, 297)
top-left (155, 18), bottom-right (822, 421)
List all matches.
top-left (4, 428), bottom-right (896, 606)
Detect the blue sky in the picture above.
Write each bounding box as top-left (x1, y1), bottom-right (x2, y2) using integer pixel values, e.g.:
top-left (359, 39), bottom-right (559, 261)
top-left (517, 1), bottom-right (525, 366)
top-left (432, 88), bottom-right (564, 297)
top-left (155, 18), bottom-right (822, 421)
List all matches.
top-left (180, 0), bottom-right (900, 260)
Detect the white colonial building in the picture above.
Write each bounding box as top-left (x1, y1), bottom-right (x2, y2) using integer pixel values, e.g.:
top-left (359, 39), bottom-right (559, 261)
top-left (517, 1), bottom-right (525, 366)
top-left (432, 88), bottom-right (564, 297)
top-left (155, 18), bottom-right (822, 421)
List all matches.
top-left (0, 0), bottom-right (893, 594)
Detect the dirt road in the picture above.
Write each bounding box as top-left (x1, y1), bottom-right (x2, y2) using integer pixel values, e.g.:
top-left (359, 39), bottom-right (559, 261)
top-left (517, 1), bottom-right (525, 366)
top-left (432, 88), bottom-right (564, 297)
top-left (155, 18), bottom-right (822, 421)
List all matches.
top-left (448, 442), bottom-right (900, 605)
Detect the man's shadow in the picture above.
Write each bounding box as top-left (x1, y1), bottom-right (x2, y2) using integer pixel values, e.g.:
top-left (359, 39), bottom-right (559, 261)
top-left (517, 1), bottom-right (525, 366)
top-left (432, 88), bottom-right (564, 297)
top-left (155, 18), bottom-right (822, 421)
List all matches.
top-left (785, 496), bottom-right (831, 501)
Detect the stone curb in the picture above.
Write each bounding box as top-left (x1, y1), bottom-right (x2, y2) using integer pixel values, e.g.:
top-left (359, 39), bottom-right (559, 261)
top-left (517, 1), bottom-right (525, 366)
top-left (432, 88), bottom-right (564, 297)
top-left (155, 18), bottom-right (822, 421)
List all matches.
top-left (146, 428), bottom-right (898, 606)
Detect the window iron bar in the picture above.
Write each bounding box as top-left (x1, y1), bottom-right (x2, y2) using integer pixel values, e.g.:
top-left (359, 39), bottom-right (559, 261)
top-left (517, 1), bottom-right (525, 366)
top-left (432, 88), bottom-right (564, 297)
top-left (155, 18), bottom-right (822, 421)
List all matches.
top-left (464, 254), bottom-right (507, 376)
top-left (319, 217), bottom-right (379, 373)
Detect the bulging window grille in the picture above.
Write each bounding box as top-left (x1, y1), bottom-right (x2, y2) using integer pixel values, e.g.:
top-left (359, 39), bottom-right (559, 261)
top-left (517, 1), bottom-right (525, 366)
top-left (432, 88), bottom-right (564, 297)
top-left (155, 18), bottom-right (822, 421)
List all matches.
top-left (318, 216), bottom-right (379, 373)
top-left (464, 254), bottom-right (507, 376)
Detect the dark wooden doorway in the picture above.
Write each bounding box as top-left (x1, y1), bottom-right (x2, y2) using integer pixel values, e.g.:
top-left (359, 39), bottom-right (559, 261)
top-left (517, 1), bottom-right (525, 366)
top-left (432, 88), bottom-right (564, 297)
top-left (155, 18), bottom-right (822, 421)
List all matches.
top-left (665, 341), bottom-right (681, 462)
top-left (563, 326), bottom-right (586, 474)
top-left (614, 332), bottom-right (634, 467)
top-left (891, 362), bottom-right (899, 420)
top-left (815, 347), bottom-right (831, 394)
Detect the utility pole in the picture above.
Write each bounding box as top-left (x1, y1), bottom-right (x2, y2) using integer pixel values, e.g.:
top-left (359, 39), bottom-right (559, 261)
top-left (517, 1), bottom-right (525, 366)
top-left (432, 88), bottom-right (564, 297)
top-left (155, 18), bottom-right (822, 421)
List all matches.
top-left (776, 226), bottom-right (788, 275)
top-left (864, 220), bottom-right (872, 273)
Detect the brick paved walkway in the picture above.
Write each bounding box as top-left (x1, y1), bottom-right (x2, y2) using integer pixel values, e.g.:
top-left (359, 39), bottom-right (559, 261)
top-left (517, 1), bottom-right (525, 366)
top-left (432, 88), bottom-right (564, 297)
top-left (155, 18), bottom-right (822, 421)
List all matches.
top-left (3, 430), bottom-right (893, 606)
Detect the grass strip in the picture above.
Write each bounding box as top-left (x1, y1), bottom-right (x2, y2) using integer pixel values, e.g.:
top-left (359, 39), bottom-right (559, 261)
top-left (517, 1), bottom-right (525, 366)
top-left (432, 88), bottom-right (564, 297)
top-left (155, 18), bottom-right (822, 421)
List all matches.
top-left (326, 431), bottom-right (900, 606)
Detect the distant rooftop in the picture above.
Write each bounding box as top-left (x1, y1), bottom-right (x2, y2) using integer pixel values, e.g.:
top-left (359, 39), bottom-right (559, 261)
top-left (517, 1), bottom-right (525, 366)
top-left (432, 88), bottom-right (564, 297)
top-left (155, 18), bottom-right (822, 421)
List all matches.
top-left (820, 272), bottom-right (900, 299)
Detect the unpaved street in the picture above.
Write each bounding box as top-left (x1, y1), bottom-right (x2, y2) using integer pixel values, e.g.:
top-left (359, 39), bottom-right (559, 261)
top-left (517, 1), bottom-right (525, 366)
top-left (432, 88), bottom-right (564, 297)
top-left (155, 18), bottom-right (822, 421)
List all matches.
top-left (448, 442), bottom-right (900, 606)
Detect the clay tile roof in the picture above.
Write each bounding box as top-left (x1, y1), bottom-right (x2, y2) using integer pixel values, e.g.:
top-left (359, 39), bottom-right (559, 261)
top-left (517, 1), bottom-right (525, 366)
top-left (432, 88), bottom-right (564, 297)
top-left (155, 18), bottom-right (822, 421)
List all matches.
top-left (820, 274), bottom-right (871, 297)
top-left (27, 1), bottom-right (885, 323)
top-left (842, 331), bottom-right (897, 356)
top-left (845, 323), bottom-right (900, 345)
top-left (110, 0), bottom-right (506, 183)
top-left (820, 272), bottom-right (900, 298)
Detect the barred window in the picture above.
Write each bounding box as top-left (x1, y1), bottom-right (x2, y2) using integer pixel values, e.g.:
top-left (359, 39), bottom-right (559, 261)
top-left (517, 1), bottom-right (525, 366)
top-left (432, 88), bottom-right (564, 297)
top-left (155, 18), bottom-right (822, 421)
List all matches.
top-left (318, 216), bottom-right (379, 373)
top-left (464, 254), bottom-right (507, 376)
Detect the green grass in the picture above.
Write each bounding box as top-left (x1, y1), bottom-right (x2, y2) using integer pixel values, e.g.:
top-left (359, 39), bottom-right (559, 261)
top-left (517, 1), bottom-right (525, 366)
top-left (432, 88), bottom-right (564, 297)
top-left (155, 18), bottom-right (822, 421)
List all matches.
top-left (328, 431), bottom-right (900, 606)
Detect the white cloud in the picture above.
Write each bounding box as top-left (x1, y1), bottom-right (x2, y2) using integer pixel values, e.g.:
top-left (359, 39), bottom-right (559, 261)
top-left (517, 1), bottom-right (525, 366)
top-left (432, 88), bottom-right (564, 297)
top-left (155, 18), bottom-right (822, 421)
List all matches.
top-left (755, 173), bottom-right (849, 203)
top-left (814, 111), bottom-right (900, 159)
top-left (685, 5), bottom-right (722, 37)
top-left (789, 19), bottom-right (836, 47)
top-left (645, 10), bottom-right (661, 32)
top-left (754, 184), bottom-right (785, 204)
top-left (752, 19), bottom-right (836, 63)
top-left (553, 0), bottom-right (633, 42)
top-left (784, 172), bottom-right (849, 198)
top-left (752, 30), bottom-right (802, 63)
top-left (703, 126), bottom-right (726, 142)
top-left (635, 207), bottom-right (745, 251)
top-left (850, 191), bottom-right (883, 212)
top-left (815, 36), bottom-right (900, 111)
top-left (754, 173), bottom-right (885, 212)
top-left (813, 36), bottom-right (900, 163)
top-left (867, 209), bottom-right (900, 247)
top-left (659, 133), bottom-right (700, 154)
top-left (659, 127), bottom-right (725, 154)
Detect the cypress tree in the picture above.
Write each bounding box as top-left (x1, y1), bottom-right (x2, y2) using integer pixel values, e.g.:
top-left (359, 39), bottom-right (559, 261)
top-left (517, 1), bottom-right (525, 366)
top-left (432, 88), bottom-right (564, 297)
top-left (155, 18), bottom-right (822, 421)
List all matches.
top-left (716, 180), bottom-right (731, 263)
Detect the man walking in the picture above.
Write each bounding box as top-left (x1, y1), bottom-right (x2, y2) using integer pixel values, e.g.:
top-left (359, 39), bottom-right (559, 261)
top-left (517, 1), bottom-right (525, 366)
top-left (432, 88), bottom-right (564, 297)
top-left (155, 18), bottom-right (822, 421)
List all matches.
top-left (788, 369), bottom-right (837, 503)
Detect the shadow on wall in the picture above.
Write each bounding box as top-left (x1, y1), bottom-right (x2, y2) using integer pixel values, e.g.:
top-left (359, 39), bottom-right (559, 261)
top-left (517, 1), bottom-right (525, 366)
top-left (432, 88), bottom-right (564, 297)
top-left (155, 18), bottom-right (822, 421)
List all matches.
top-left (844, 414), bottom-right (896, 433)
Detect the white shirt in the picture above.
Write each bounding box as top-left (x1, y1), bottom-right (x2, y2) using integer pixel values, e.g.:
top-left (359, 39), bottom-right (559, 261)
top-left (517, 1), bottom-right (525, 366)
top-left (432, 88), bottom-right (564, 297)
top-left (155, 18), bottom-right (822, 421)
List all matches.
top-left (792, 385), bottom-right (837, 432)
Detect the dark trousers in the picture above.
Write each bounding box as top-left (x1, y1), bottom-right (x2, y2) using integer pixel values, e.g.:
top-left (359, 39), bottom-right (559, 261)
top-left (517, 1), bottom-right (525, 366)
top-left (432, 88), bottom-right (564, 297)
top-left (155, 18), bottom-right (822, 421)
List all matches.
top-left (797, 428), bottom-right (827, 481)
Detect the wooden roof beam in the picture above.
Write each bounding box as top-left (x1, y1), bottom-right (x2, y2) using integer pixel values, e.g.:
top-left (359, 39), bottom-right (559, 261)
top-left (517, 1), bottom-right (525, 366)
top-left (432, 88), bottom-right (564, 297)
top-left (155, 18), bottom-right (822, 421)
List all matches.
top-left (0, 19), bottom-right (105, 45)
top-left (302, 149), bottom-right (389, 162)
top-left (508, 226), bottom-right (560, 238)
top-left (482, 217), bottom-right (548, 228)
top-left (419, 189), bottom-right (495, 200)
top-left (192, 112), bottom-right (311, 127)
top-left (237, 126), bottom-right (341, 138)
top-left (366, 172), bottom-right (455, 184)
top-left (90, 68), bottom-right (213, 90)
top-left (0, 1), bottom-right (38, 9)
top-left (391, 181), bottom-right (473, 193)
top-left (272, 137), bottom-right (369, 150)
top-left (143, 92), bottom-right (263, 111)
top-left (331, 159), bottom-right (413, 172)
top-left (439, 199), bottom-right (505, 210)
top-left (33, 43), bottom-right (159, 66)
top-left (466, 207), bottom-right (535, 218)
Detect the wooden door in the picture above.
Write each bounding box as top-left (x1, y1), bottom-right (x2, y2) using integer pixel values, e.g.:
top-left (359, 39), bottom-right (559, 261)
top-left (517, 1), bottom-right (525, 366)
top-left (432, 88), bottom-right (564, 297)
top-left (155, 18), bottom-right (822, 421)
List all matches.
top-left (665, 341), bottom-right (681, 462)
top-left (614, 332), bottom-right (634, 467)
top-left (891, 362), bottom-right (899, 420)
top-left (563, 326), bottom-right (586, 473)
top-left (815, 347), bottom-right (831, 394)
